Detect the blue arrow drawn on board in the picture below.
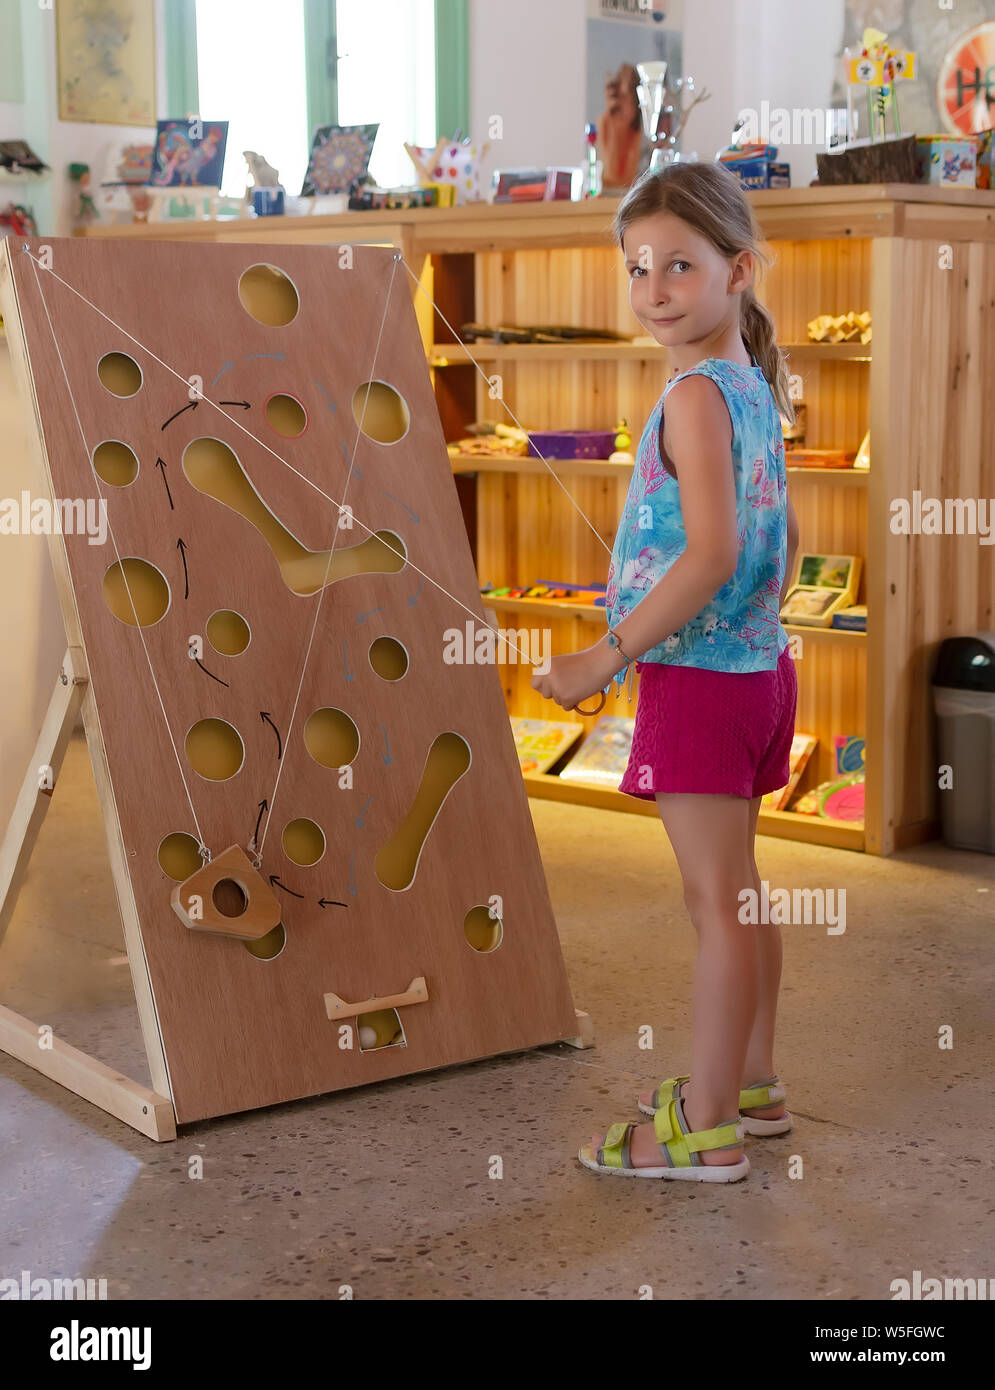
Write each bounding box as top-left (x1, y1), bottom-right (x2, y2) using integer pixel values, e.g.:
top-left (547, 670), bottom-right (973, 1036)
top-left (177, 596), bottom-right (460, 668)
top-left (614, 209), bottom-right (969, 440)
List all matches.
top-left (312, 379), bottom-right (337, 411)
top-left (342, 640), bottom-right (354, 683)
top-left (340, 440), bottom-right (363, 479)
top-left (409, 577), bottom-right (425, 607)
top-left (381, 725), bottom-right (393, 767)
top-left (381, 490), bottom-right (418, 523)
top-left (210, 362), bottom-right (233, 388)
top-left (246, 352), bottom-right (286, 361)
top-left (355, 795), bottom-right (373, 829)
top-left (357, 607), bottom-right (384, 624)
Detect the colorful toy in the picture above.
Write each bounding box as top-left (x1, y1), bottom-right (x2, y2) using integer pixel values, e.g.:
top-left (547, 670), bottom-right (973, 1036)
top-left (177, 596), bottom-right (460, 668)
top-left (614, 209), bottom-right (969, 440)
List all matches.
top-left (847, 27), bottom-right (917, 142)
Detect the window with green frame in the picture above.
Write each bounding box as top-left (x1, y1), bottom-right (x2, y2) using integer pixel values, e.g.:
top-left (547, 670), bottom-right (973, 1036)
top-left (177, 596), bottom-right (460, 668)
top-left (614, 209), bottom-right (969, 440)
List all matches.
top-left (163, 0), bottom-right (468, 190)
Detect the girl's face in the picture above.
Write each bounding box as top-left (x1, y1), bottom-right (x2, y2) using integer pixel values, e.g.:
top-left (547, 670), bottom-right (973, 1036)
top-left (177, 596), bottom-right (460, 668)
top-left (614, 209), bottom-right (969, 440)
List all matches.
top-left (622, 211), bottom-right (752, 347)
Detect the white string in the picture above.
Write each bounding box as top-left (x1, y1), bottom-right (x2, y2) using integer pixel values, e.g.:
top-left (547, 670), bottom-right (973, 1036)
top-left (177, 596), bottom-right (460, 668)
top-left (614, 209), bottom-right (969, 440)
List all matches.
top-left (18, 245), bottom-right (602, 674)
top-left (398, 257), bottom-right (614, 558)
top-left (26, 252), bottom-right (210, 859)
top-left (18, 242), bottom-right (624, 868)
top-left (254, 251), bottom-right (401, 859)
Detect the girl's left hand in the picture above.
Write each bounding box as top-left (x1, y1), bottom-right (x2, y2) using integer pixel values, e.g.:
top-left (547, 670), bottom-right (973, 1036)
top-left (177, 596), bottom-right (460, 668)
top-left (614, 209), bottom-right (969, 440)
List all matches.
top-left (530, 644), bottom-right (618, 711)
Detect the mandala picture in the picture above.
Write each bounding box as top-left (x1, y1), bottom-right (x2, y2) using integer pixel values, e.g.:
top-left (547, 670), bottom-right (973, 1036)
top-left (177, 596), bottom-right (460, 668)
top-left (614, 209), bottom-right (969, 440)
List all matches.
top-left (301, 124), bottom-right (379, 196)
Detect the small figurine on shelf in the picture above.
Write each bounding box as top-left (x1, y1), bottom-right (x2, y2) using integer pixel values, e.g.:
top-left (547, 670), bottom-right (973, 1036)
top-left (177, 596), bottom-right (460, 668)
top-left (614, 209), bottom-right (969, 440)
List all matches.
top-left (242, 150), bottom-right (284, 216)
top-left (68, 163), bottom-right (98, 225)
top-left (608, 418), bottom-right (634, 464)
top-left (0, 203), bottom-right (38, 236)
top-left (583, 123), bottom-right (602, 198)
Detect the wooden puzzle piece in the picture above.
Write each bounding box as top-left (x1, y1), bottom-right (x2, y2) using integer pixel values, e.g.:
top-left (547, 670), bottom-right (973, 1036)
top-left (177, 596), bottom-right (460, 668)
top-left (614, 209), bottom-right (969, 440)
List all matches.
top-left (170, 843), bottom-right (282, 940)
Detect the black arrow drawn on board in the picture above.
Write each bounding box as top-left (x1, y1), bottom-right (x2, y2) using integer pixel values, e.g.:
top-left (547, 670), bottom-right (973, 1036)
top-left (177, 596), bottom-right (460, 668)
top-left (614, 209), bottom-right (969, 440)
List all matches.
top-left (269, 875), bottom-right (304, 900)
top-left (154, 457), bottom-right (174, 509)
top-left (176, 538), bottom-right (189, 599)
top-left (251, 799), bottom-right (268, 847)
top-left (219, 400), bottom-right (250, 410)
top-left (194, 658), bottom-right (228, 688)
top-left (161, 400), bottom-right (199, 431)
top-left (318, 897), bottom-right (348, 909)
top-left (260, 711), bottom-right (282, 760)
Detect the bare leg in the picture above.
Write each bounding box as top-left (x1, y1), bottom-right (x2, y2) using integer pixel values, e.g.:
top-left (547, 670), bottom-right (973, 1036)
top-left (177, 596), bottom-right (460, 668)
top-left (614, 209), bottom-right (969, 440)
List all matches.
top-left (740, 796), bottom-right (785, 1116)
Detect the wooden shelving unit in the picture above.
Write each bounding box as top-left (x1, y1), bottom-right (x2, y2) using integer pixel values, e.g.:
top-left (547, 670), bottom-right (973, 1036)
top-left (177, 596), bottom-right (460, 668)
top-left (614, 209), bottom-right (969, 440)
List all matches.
top-left (431, 339), bottom-right (871, 364)
top-left (78, 184), bottom-right (995, 855)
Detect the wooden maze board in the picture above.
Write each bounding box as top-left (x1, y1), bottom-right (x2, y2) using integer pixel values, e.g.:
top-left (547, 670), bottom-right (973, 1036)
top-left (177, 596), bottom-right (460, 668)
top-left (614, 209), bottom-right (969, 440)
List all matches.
top-left (2, 235), bottom-right (578, 1124)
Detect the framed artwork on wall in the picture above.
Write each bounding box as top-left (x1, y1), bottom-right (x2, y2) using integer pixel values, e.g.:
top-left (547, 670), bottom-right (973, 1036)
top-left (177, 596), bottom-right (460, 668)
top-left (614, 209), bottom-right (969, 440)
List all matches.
top-left (56, 0), bottom-right (157, 126)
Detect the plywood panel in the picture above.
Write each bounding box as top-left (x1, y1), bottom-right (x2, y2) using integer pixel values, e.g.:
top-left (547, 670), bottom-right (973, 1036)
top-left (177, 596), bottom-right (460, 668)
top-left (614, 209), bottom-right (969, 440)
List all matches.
top-left (2, 235), bottom-right (578, 1124)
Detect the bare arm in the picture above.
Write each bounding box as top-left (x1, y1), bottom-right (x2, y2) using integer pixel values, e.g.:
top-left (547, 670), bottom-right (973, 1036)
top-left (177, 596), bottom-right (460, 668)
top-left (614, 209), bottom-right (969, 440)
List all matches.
top-left (606, 375), bottom-right (739, 663)
top-left (779, 488), bottom-right (800, 608)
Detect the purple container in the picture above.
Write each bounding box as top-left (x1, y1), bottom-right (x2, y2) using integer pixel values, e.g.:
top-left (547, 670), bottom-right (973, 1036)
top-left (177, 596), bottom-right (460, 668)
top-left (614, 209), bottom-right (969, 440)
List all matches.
top-left (527, 430), bottom-right (616, 460)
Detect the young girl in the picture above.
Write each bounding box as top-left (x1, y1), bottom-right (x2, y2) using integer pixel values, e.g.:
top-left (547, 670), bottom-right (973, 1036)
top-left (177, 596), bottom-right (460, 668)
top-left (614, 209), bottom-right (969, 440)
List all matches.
top-left (531, 161), bottom-right (799, 1182)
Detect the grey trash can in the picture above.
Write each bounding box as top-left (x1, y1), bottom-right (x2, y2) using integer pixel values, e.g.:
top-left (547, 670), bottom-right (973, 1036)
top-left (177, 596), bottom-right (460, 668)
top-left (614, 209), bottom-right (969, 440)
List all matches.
top-left (932, 633), bottom-right (995, 853)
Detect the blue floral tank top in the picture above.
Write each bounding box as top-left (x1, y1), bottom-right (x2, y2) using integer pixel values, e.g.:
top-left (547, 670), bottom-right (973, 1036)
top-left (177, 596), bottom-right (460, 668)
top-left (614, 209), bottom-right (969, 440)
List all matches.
top-left (605, 357), bottom-right (789, 674)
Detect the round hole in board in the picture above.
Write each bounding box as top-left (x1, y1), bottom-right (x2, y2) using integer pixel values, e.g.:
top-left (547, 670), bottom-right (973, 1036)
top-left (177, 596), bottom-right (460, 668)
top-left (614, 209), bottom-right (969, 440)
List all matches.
top-left (368, 636), bottom-right (409, 681)
top-left (238, 263), bottom-right (300, 327)
top-left (264, 393), bottom-right (308, 437)
top-left (157, 831), bottom-right (202, 881)
top-left (304, 707), bottom-right (360, 769)
top-left (92, 440), bottom-right (139, 487)
top-left (205, 609), bottom-right (251, 656)
top-left (102, 557), bottom-right (170, 627)
top-left (351, 380), bottom-right (410, 444)
top-left (464, 903), bottom-right (504, 953)
top-left (282, 818), bottom-right (325, 867)
top-left (244, 922), bottom-right (286, 960)
top-left (97, 351), bottom-right (143, 397)
top-left (185, 717), bottom-right (245, 781)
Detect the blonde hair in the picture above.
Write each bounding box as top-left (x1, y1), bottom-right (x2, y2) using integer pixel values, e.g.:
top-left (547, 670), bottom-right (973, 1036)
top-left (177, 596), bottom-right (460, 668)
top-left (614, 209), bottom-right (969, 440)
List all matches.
top-left (612, 161), bottom-right (795, 422)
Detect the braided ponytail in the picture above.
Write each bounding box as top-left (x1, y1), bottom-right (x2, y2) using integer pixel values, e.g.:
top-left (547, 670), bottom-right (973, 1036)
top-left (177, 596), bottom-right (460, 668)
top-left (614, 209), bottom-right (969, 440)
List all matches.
top-left (742, 286), bottom-right (795, 424)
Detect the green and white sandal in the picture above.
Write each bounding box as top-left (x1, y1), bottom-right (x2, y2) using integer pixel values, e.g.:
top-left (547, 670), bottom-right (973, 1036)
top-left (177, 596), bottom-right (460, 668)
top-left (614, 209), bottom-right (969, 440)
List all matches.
top-left (578, 1083), bottom-right (749, 1182)
top-left (638, 1074), bottom-right (792, 1136)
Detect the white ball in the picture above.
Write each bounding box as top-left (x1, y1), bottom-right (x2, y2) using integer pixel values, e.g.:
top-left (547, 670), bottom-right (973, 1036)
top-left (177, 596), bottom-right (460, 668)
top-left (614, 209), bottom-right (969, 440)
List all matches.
top-left (359, 1025), bottom-right (378, 1048)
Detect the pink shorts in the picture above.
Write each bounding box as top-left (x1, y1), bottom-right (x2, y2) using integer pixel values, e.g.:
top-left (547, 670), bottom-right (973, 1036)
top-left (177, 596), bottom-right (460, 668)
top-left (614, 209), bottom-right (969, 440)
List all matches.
top-left (617, 646), bottom-right (798, 800)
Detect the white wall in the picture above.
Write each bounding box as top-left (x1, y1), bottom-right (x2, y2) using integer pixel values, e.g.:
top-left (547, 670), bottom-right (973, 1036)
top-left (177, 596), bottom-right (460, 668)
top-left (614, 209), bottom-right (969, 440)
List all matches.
top-left (0, 337), bottom-right (67, 835)
top-left (470, 0), bottom-right (587, 185)
top-left (2, 0), bottom-right (169, 240)
top-left (470, 0), bottom-right (846, 191)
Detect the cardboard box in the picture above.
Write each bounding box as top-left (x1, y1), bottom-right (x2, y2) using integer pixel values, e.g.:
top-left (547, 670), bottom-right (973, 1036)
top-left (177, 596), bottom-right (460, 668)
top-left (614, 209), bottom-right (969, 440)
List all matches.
top-left (722, 158), bottom-right (790, 189)
top-left (915, 135), bottom-right (977, 187)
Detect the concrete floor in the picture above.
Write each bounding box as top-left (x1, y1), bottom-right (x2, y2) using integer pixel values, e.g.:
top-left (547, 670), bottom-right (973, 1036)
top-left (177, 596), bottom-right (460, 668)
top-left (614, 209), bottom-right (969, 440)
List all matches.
top-left (1, 727), bottom-right (992, 1300)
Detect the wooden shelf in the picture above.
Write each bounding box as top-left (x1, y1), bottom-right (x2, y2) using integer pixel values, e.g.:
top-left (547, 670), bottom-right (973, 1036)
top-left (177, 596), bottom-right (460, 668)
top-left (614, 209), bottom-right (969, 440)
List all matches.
top-left (523, 772), bottom-right (865, 850)
top-left (785, 465), bottom-right (868, 486)
top-left (481, 595), bottom-right (608, 623)
top-left (431, 340), bottom-right (870, 365)
top-left (479, 595), bottom-right (866, 645)
top-left (451, 454), bottom-right (633, 477)
top-left (76, 185), bottom-right (995, 251)
top-left (450, 453), bottom-right (869, 484)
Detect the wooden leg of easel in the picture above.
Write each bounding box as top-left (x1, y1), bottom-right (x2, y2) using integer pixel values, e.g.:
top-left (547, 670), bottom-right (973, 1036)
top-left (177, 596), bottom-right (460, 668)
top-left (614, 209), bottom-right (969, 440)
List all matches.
top-left (0, 647), bottom-right (85, 948)
top-left (0, 1003), bottom-right (175, 1140)
top-left (0, 645), bottom-right (177, 1140)
top-left (561, 1008), bottom-right (595, 1049)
